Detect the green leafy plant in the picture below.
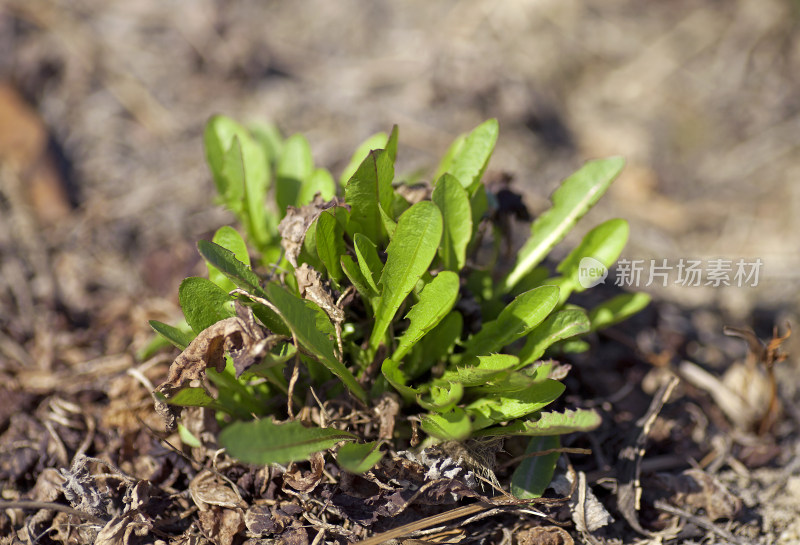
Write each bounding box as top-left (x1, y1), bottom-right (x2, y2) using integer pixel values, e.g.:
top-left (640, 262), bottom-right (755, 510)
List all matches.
top-left (150, 116), bottom-right (650, 498)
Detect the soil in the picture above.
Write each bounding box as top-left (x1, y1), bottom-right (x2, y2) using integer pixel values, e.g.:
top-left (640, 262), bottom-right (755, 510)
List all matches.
top-left (1, 1), bottom-right (799, 544)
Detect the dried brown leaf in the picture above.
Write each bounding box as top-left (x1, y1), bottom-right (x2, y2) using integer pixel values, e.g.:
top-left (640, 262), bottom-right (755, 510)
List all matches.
top-left (283, 452), bottom-right (325, 493)
top-left (278, 195), bottom-right (342, 267)
top-left (190, 469), bottom-right (245, 511)
top-left (198, 506), bottom-right (245, 545)
top-left (154, 311), bottom-right (267, 430)
top-left (516, 526), bottom-right (575, 545)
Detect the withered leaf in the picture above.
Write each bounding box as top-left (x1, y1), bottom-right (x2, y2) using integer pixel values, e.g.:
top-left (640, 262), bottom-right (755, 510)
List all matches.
top-left (154, 308), bottom-right (269, 430)
top-left (198, 506), bottom-right (245, 545)
top-left (282, 451), bottom-right (325, 493)
top-left (278, 195), bottom-right (343, 267)
top-left (244, 504), bottom-right (277, 536)
top-left (295, 263), bottom-right (344, 325)
top-left (516, 526), bottom-right (575, 545)
top-left (190, 469), bottom-right (246, 511)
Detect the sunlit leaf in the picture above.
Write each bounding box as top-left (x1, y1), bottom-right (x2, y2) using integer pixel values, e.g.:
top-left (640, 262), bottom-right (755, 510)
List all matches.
top-left (504, 157), bottom-right (625, 290)
top-left (337, 441), bottom-right (385, 474)
top-left (432, 174), bottom-right (472, 271)
top-left (369, 201), bottom-right (443, 350)
top-left (393, 271), bottom-right (459, 361)
top-left (220, 418), bottom-right (356, 464)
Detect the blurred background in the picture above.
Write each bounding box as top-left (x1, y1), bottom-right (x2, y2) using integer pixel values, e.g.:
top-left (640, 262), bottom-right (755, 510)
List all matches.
top-left (1, 0), bottom-right (799, 371)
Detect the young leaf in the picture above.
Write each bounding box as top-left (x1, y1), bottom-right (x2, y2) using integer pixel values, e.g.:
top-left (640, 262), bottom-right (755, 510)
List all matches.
top-left (467, 379), bottom-right (566, 430)
top-left (208, 226), bottom-right (251, 292)
top-left (438, 119), bottom-right (499, 191)
top-left (369, 202), bottom-right (443, 350)
top-left (441, 354), bottom-right (519, 387)
top-left (381, 358), bottom-right (420, 399)
top-left (588, 292), bottom-right (651, 331)
top-left (510, 436), bottom-right (560, 499)
top-left (475, 409), bottom-right (602, 437)
top-left (219, 418), bottom-right (356, 465)
top-left (345, 149), bottom-right (394, 244)
top-left (353, 233), bottom-right (382, 294)
top-left (417, 381), bottom-right (464, 412)
top-left (557, 218), bottom-right (629, 295)
top-left (262, 282), bottom-right (367, 403)
top-left (462, 285), bottom-right (559, 357)
top-left (432, 174), bottom-right (472, 271)
top-left (179, 277), bottom-right (236, 334)
top-left (298, 167), bottom-right (336, 207)
top-left (341, 255), bottom-right (377, 303)
top-left (276, 134), bottom-right (314, 214)
top-left (198, 240), bottom-right (263, 293)
top-left (164, 387), bottom-right (226, 411)
top-left (504, 157), bottom-right (625, 291)
top-left (518, 308), bottom-right (591, 365)
top-left (384, 125), bottom-right (399, 163)
top-left (204, 117), bottom-right (271, 247)
top-left (339, 132), bottom-right (389, 187)
top-left (337, 441), bottom-right (385, 474)
top-left (393, 271), bottom-right (459, 361)
top-left (149, 320), bottom-right (194, 351)
top-left (249, 122), bottom-right (283, 168)
top-left (420, 408), bottom-right (472, 441)
top-left (409, 311), bottom-right (463, 379)
top-left (315, 210), bottom-right (346, 282)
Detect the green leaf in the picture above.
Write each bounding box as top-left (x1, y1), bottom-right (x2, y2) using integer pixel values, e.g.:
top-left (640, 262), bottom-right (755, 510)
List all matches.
top-left (369, 202), bottom-right (443, 350)
top-left (420, 408), bottom-right (472, 441)
top-left (475, 409), bottom-right (602, 437)
top-left (339, 132), bottom-right (389, 187)
top-left (353, 233), bottom-right (382, 294)
top-left (417, 381), bottom-right (464, 412)
top-left (261, 282), bottom-right (367, 403)
top-left (219, 418), bottom-right (357, 465)
top-left (198, 240), bottom-right (263, 293)
top-left (381, 358), bottom-right (419, 398)
top-left (462, 286), bottom-right (559, 357)
top-left (588, 292), bottom-right (651, 331)
top-left (249, 122), bottom-right (283, 169)
top-left (434, 133), bottom-right (466, 182)
top-left (276, 134), bottom-right (314, 214)
top-left (149, 320), bottom-right (194, 351)
top-left (345, 149), bottom-right (394, 244)
top-left (437, 119), bottom-right (499, 191)
top-left (432, 174), bottom-right (472, 271)
top-left (393, 271), bottom-right (459, 361)
top-left (341, 255), bottom-right (377, 303)
top-left (511, 436), bottom-right (560, 499)
top-left (504, 157), bottom-right (625, 291)
top-left (441, 354), bottom-right (519, 387)
top-left (557, 218), bottom-right (629, 297)
top-left (178, 423), bottom-right (202, 448)
top-left (410, 311), bottom-right (462, 379)
top-left (385, 125), bottom-right (399, 163)
top-left (204, 117), bottom-right (271, 247)
top-left (315, 210), bottom-right (346, 282)
top-left (337, 441), bottom-right (385, 474)
top-left (179, 277), bottom-right (236, 334)
top-left (467, 379), bottom-right (566, 430)
top-left (164, 387), bottom-right (224, 410)
top-left (208, 226), bottom-right (251, 292)
top-left (518, 309), bottom-right (591, 365)
top-left (298, 167), bottom-right (336, 207)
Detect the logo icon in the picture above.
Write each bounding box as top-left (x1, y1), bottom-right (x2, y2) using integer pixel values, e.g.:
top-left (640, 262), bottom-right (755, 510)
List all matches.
top-left (578, 257), bottom-right (608, 289)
